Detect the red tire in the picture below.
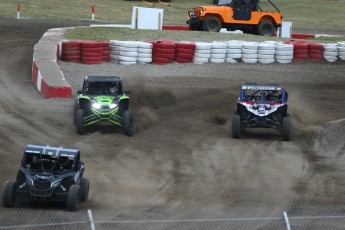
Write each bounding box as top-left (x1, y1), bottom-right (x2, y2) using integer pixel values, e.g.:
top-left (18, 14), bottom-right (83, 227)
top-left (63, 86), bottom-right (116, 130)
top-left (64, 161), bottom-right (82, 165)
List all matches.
top-left (82, 56), bottom-right (103, 62)
top-left (292, 41), bottom-right (308, 49)
top-left (81, 41), bottom-right (103, 48)
top-left (62, 46), bottom-right (82, 52)
top-left (82, 52), bottom-right (102, 58)
top-left (176, 42), bottom-right (196, 49)
top-left (62, 41), bottom-right (82, 49)
top-left (294, 53), bottom-right (308, 59)
top-left (293, 48), bottom-right (308, 54)
top-left (153, 53), bottom-right (175, 59)
top-left (62, 55), bottom-right (82, 61)
top-left (152, 56), bottom-right (174, 65)
top-left (309, 53), bottom-right (323, 60)
top-left (308, 42), bottom-right (323, 50)
top-left (153, 41), bottom-right (176, 49)
top-left (175, 52), bottom-right (194, 59)
top-left (176, 58), bottom-right (192, 63)
top-left (176, 48), bottom-right (194, 54)
top-left (82, 47), bottom-right (103, 53)
top-left (308, 49), bottom-right (323, 55)
top-left (153, 47), bottom-right (175, 54)
top-left (62, 50), bottom-right (81, 56)
top-left (82, 60), bottom-right (102, 65)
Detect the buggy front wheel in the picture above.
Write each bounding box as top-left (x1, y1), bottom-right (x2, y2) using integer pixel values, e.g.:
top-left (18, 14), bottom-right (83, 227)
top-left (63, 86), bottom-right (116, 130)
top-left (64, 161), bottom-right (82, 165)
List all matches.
top-left (76, 109), bottom-right (86, 135)
top-left (3, 180), bottom-right (16, 208)
top-left (123, 111), bottom-right (133, 137)
top-left (66, 185), bottom-right (81, 212)
top-left (282, 114), bottom-right (291, 141)
top-left (232, 113), bottom-right (241, 139)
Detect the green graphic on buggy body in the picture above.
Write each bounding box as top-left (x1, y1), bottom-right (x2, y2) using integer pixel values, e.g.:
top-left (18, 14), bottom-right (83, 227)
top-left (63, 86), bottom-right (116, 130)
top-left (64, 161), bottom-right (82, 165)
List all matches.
top-left (80, 95), bottom-right (129, 127)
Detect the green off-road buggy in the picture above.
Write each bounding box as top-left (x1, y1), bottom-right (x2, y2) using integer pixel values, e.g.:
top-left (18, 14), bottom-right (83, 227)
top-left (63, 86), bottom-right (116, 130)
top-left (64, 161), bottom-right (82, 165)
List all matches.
top-left (74, 76), bottom-right (133, 136)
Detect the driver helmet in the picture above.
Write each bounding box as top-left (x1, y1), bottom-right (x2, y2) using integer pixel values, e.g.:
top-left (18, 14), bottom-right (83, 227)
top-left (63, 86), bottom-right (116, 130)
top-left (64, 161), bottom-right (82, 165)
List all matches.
top-left (109, 86), bottom-right (117, 93)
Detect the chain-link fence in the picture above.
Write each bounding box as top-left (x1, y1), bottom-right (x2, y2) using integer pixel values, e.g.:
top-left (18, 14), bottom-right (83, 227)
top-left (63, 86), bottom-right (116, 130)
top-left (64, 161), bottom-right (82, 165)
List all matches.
top-left (1, 203), bottom-right (345, 229)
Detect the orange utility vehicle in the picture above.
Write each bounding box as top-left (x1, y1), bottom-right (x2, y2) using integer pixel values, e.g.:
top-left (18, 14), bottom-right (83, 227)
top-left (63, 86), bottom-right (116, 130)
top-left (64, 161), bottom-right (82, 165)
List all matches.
top-left (186, 0), bottom-right (283, 36)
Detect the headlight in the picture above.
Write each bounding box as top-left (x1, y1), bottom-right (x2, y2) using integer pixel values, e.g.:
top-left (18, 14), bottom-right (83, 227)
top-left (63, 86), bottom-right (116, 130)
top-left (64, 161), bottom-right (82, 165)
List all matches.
top-left (92, 102), bottom-right (101, 110)
top-left (51, 179), bottom-right (62, 188)
top-left (109, 103), bottom-right (117, 109)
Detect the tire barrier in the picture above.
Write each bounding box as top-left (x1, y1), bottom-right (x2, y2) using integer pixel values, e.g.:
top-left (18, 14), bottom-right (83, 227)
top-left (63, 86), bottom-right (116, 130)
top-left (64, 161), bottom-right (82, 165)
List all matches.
top-left (308, 42), bottom-right (324, 61)
top-left (175, 42), bottom-right (195, 64)
top-left (102, 42), bottom-right (111, 62)
top-left (61, 39), bottom-right (345, 66)
top-left (61, 41), bottom-right (82, 63)
top-left (152, 40), bottom-right (176, 65)
top-left (226, 40), bottom-right (242, 64)
top-left (210, 42), bottom-right (227, 64)
top-left (241, 42), bottom-right (258, 64)
top-left (339, 42), bottom-right (345, 61)
top-left (81, 41), bottom-right (103, 65)
top-left (291, 41), bottom-right (309, 61)
top-left (137, 41), bottom-right (153, 64)
top-left (257, 41), bottom-right (276, 64)
top-left (193, 42), bottom-right (211, 64)
top-left (323, 43), bottom-right (338, 62)
top-left (275, 43), bottom-right (294, 64)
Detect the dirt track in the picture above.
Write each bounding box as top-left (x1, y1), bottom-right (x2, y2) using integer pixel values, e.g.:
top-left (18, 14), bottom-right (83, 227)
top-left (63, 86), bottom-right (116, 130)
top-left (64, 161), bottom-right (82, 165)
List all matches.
top-left (1, 18), bottom-right (345, 213)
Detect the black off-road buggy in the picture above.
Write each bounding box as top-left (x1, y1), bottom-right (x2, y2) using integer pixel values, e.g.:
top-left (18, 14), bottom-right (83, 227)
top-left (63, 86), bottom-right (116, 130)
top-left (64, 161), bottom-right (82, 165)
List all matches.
top-left (232, 83), bottom-right (291, 141)
top-left (2, 144), bottom-right (89, 212)
top-left (74, 76), bottom-right (133, 136)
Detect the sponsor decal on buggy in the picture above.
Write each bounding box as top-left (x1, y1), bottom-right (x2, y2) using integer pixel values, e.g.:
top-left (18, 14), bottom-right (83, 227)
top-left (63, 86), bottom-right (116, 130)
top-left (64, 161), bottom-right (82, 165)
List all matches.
top-left (242, 85), bottom-right (277, 90)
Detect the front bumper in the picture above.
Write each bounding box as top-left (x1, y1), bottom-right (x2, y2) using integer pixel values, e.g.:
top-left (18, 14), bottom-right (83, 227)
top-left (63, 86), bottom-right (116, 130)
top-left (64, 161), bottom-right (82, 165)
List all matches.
top-left (84, 108), bottom-right (123, 127)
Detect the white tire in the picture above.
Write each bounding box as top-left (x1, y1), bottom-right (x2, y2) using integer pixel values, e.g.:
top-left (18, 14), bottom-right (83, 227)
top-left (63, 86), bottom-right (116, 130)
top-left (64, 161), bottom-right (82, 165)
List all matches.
top-left (324, 55), bottom-right (338, 62)
top-left (194, 49), bottom-right (211, 54)
top-left (226, 53), bottom-right (242, 59)
top-left (242, 48), bottom-right (258, 54)
top-left (225, 58), bottom-right (238, 64)
top-left (211, 53), bottom-right (226, 59)
top-left (195, 42), bottom-right (212, 50)
top-left (323, 51), bottom-right (338, 56)
top-left (211, 42), bottom-right (227, 49)
top-left (137, 53), bottom-right (152, 58)
top-left (137, 57), bottom-right (152, 63)
top-left (119, 51), bottom-right (138, 57)
top-left (242, 42), bottom-right (258, 49)
top-left (242, 53), bottom-right (258, 59)
top-left (276, 58), bottom-right (293, 64)
top-left (258, 49), bottom-right (275, 55)
top-left (275, 55), bottom-right (293, 60)
top-left (119, 61), bottom-right (137, 65)
top-left (323, 45), bottom-right (338, 52)
top-left (258, 58), bottom-right (275, 64)
top-left (119, 56), bottom-right (137, 62)
top-left (194, 53), bottom-right (211, 58)
top-left (226, 48), bottom-right (242, 54)
top-left (276, 44), bottom-right (293, 51)
top-left (120, 41), bottom-right (139, 48)
top-left (242, 58), bottom-right (257, 64)
top-left (227, 42), bottom-right (242, 49)
top-left (275, 50), bottom-right (294, 56)
top-left (119, 46), bottom-right (137, 52)
top-left (138, 48), bottom-right (152, 54)
top-left (193, 57), bottom-right (209, 64)
top-left (210, 58), bottom-right (225, 63)
top-left (137, 42), bottom-right (153, 48)
top-left (258, 54), bottom-right (275, 59)
top-left (211, 48), bottom-right (227, 54)
top-left (258, 43), bottom-right (276, 50)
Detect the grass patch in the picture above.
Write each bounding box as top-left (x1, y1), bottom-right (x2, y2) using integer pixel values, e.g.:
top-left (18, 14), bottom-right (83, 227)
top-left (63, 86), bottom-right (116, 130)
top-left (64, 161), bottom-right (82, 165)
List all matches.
top-left (1, 0), bottom-right (344, 42)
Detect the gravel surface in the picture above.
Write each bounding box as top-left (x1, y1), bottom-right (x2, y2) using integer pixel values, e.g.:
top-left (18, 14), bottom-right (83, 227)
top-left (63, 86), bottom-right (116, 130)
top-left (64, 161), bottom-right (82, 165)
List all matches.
top-left (1, 17), bottom-right (345, 219)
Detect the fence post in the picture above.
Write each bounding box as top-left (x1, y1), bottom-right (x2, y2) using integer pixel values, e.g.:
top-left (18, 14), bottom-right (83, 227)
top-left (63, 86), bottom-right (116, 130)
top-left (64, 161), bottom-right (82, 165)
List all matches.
top-left (283, 211), bottom-right (291, 230)
top-left (92, 6), bottom-right (95, 21)
top-left (88, 209), bottom-right (96, 230)
top-left (17, 4), bottom-right (20, 19)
